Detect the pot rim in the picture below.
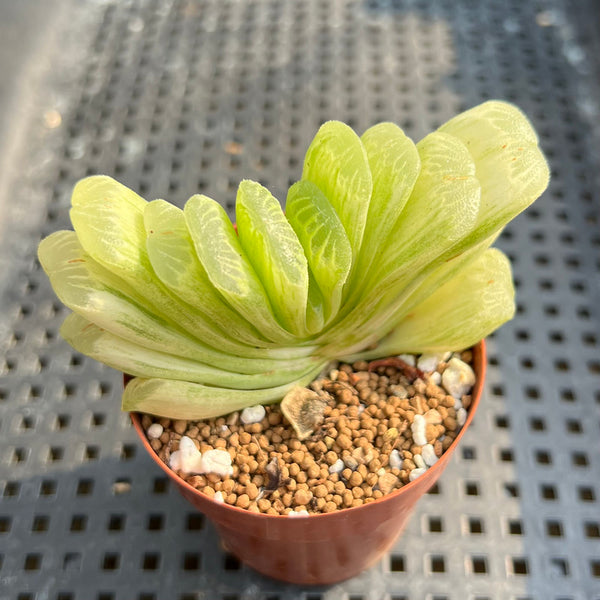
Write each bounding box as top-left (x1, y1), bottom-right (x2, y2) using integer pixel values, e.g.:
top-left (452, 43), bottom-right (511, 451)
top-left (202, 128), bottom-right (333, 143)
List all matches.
top-left (129, 340), bottom-right (486, 520)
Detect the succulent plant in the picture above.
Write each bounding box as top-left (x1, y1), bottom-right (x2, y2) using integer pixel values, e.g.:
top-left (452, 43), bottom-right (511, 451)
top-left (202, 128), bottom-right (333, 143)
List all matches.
top-left (38, 101), bottom-right (549, 419)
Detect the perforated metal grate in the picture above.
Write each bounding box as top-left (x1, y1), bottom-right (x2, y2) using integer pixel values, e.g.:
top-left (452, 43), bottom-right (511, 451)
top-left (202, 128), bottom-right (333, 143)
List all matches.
top-left (1, 1), bottom-right (599, 599)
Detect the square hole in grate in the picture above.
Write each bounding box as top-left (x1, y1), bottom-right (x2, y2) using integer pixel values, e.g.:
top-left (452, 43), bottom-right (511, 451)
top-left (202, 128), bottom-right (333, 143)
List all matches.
top-left (428, 516), bottom-right (444, 533)
top-left (577, 485), bottom-right (596, 502)
top-left (546, 520), bottom-right (563, 537)
top-left (223, 553), bottom-right (241, 571)
top-left (510, 557), bottom-right (529, 575)
top-left (462, 447), bottom-right (476, 460)
top-left (572, 451), bottom-right (589, 467)
top-left (13, 447), bottom-right (27, 463)
top-left (142, 553), bottom-right (160, 570)
top-left (186, 514), bottom-right (204, 531)
top-left (24, 553), bottom-right (42, 570)
top-left (147, 514), bottom-right (164, 531)
top-left (535, 449), bottom-right (552, 465)
top-left (55, 414), bottom-right (70, 430)
top-left (97, 594), bottom-right (115, 600)
top-left (92, 413), bottom-right (106, 427)
top-left (529, 417), bottom-right (546, 431)
top-left (464, 481), bottom-right (480, 496)
top-left (76, 479), bottom-right (93, 496)
top-left (48, 446), bottom-right (64, 462)
top-left (429, 555), bottom-right (446, 573)
top-left (120, 444), bottom-right (136, 460)
top-left (4, 481), bottom-right (20, 497)
top-left (63, 552), bottom-right (81, 571)
top-left (182, 552), bottom-right (201, 571)
top-left (508, 519), bottom-right (524, 535)
top-left (549, 557), bottom-right (569, 577)
top-left (427, 483), bottom-right (440, 495)
top-left (585, 522), bottom-right (600, 538)
top-left (32, 515), bottom-right (49, 532)
top-left (468, 517), bottom-right (484, 534)
top-left (57, 593), bottom-right (74, 600)
top-left (495, 414), bottom-right (510, 429)
top-left (138, 594), bottom-right (156, 600)
top-left (85, 445), bottom-right (100, 461)
top-left (153, 477), bottom-right (169, 494)
top-left (107, 514), bottom-right (125, 531)
top-left (499, 448), bottom-right (514, 462)
top-left (101, 553), bottom-right (120, 570)
top-left (541, 484), bottom-right (558, 500)
top-left (70, 515), bottom-right (87, 532)
top-left (470, 556), bottom-right (488, 574)
top-left (17, 594), bottom-right (34, 600)
top-left (40, 480), bottom-right (57, 497)
top-left (590, 559), bottom-right (600, 577)
top-left (566, 419), bottom-right (583, 433)
top-left (0, 517), bottom-right (11, 533)
top-left (390, 554), bottom-right (405, 572)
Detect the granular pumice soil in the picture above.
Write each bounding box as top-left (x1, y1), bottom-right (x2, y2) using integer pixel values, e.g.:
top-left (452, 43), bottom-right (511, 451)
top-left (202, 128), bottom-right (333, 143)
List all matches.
top-left (142, 351), bottom-right (474, 515)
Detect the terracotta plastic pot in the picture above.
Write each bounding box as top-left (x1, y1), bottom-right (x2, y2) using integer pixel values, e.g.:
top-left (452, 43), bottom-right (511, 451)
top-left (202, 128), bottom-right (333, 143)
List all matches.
top-left (130, 341), bottom-right (486, 585)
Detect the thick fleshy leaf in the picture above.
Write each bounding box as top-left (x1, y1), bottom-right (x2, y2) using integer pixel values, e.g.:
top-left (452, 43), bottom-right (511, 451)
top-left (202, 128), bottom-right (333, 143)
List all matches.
top-left (122, 364), bottom-right (325, 420)
top-left (38, 231), bottom-right (306, 374)
top-left (61, 313), bottom-right (320, 389)
top-left (236, 180), bottom-right (309, 336)
top-left (438, 100), bottom-right (549, 256)
top-left (184, 194), bottom-right (295, 343)
top-left (302, 121), bottom-right (372, 258)
top-left (285, 180), bottom-right (352, 322)
top-left (344, 248), bottom-right (515, 359)
top-left (319, 131), bottom-right (481, 351)
top-left (70, 176), bottom-right (259, 354)
top-left (352, 123), bottom-right (420, 289)
top-left (144, 199), bottom-right (271, 347)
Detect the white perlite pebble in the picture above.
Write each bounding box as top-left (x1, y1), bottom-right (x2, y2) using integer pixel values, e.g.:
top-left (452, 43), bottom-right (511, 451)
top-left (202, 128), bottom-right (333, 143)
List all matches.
top-left (421, 444), bottom-right (439, 467)
top-left (147, 424), bottom-right (163, 439)
top-left (411, 414), bottom-right (427, 446)
top-left (213, 491), bottom-right (224, 503)
top-left (201, 449), bottom-right (234, 477)
top-left (409, 467), bottom-right (427, 482)
top-left (389, 449), bottom-right (403, 470)
top-left (328, 459), bottom-right (345, 474)
top-left (169, 436), bottom-right (203, 474)
top-left (457, 407), bottom-right (467, 427)
top-left (240, 404), bottom-right (266, 424)
top-left (398, 353), bottom-right (416, 366)
top-left (288, 509), bottom-right (310, 517)
top-left (413, 453), bottom-right (426, 469)
top-left (417, 352), bottom-right (446, 372)
top-left (430, 371), bottom-right (442, 385)
top-left (442, 358), bottom-right (476, 398)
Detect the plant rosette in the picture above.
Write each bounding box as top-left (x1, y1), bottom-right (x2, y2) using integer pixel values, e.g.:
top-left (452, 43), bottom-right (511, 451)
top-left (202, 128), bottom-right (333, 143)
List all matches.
top-left (130, 343), bottom-right (485, 585)
top-left (38, 101), bottom-right (548, 585)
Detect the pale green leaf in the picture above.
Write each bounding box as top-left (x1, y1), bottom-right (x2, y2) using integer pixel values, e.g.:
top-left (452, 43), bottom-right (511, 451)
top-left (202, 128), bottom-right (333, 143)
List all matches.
top-left (61, 313), bottom-right (320, 389)
top-left (122, 364), bottom-right (326, 420)
top-left (184, 193), bottom-right (296, 344)
top-left (236, 180), bottom-right (309, 336)
top-left (285, 180), bottom-right (352, 322)
top-left (302, 121), bottom-right (372, 258)
top-left (144, 199), bottom-right (272, 347)
top-left (345, 248), bottom-right (515, 359)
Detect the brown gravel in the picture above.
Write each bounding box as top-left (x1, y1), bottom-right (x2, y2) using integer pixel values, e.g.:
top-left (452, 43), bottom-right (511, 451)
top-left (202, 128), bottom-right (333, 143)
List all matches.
top-left (143, 352), bottom-right (474, 515)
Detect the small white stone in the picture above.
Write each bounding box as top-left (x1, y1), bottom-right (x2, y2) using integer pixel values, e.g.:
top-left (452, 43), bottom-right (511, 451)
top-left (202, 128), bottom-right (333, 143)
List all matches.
top-left (358, 404), bottom-right (366, 414)
top-left (377, 467), bottom-right (386, 477)
top-left (421, 444), bottom-right (438, 467)
top-left (240, 404), bottom-right (266, 424)
top-left (398, 353), bottom-right (416, 366)
top-left (288, 509), bottom-right (309, 517)
top-left (417, 352), bottom-right (446, 372)
top-left (442, 358), bottom-right (476, 398)
top-left (411, 414), bottom-right (427, 446)
top-left (413, 453), bottom-right (426, 469)
top-left (430, 371), bottom-right (442, 385)
top-left (329, 369), bottom-right (339, 382)
top-left (169, 436), bottom-right (204, 474)
top-left (389, 449), bottom-right (403, 470)
top-left (457, 407), bottom-right (467, 427)
top-left (409, 467), bottom-right (427, 482)
top-left (147, 424), bottom-right (163, 439)
top-left (213, 491), bottom-right (225, 503)
top-left (454, 398), bottom-right (463, 411)
top-left (328, 459), bottom-right (345, 475)
top-left (200, 449), bottom-right (233, 477)
top-left (390, 384), bottom-right (408, 399)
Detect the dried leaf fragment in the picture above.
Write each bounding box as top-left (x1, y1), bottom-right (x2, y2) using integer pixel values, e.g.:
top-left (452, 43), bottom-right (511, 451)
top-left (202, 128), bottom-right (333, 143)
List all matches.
top-left (281, 386), bottom-right (330, 440)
